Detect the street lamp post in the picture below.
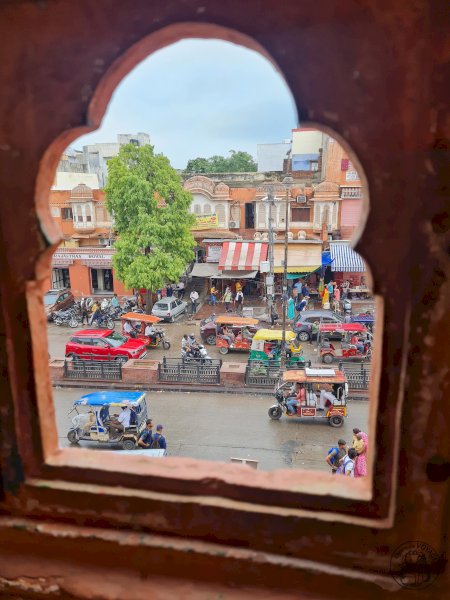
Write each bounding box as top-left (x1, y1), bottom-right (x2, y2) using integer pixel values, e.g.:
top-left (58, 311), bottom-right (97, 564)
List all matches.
top-left (280, 174), bottom-right (294, 369)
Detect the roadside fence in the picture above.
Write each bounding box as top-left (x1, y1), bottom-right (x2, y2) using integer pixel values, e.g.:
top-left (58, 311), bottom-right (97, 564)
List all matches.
top-left (339, 361), bottom-right (371, 392)
top-left (158, 357), bottom-right (222, 385)
top-left (64, 359), bottom-right (122, 381)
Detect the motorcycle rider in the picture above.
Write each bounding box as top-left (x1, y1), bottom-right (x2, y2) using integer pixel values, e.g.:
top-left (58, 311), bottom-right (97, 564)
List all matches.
top-left (144, 322), bottom-right (157, 345)
top-left (111, 293), bottom-right (120, 309)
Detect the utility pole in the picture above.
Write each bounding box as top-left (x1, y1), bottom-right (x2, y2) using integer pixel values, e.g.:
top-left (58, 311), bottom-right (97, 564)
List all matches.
top-left (280, 174), bottom-right (294, 369)
top-left (265, 185), bottom-right (275, 316)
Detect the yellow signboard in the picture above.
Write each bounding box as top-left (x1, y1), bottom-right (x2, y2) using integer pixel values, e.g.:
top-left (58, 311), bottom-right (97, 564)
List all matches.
top-left (191, 213), bottom-right (219, 230)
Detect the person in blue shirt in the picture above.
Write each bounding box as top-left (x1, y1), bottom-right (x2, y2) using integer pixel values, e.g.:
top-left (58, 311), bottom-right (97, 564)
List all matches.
top-left (111, 293), bottom-right (120, 309)
top-left (137, 418), bottom-right (153, 448)
top-left (152, 424), bottom-right (167, 450)
top-left (301, 283), bottom-right (309, 298)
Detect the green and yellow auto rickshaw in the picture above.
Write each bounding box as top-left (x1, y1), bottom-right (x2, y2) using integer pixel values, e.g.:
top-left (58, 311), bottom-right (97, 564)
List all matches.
top-left (248, 329), bottom-right (304, 367)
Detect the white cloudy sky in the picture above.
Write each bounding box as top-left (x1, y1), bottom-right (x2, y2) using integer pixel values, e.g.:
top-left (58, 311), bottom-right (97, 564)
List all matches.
top-left (74, 39), bottom-right (298, 169)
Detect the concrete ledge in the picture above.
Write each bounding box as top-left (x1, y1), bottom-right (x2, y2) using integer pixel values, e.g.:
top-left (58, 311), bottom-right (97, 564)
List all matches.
top-left (121, 359), bottom-right (159, 384)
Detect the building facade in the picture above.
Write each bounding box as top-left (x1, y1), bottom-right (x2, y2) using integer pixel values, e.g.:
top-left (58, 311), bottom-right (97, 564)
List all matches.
top-left (47, 183), bottom-right (129, 297)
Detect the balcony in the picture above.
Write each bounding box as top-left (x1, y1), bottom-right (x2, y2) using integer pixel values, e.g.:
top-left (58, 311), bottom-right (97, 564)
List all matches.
top-left (73, 218), bottom-right (96, 233)
top-left (340, 186), bottom-right (362, 199)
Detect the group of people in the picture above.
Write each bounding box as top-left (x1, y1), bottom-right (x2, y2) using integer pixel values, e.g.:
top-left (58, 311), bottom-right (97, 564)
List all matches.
top-left (209, 283), bottom-right (245, 313)
top-left (157, 281), bottom-right (185, 301)
top-left (216, 324), bottom-right (252, 347)
top-left (137, 418), bottom-right (167, 451)
top-left (326, 428), bottom-right (368, 477)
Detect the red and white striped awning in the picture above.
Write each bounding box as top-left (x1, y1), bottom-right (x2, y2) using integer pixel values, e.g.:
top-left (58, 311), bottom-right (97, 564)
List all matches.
top-left (218, 242), bottom-right (268, 272)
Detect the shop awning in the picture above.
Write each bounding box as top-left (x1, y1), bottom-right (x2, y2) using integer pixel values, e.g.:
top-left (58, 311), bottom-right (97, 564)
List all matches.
top-left (215, 270), bottom-right (258, 279)
top-left (273, 243), bottom-right (322, 273)
top-left (190, 263), bottom-right (220, 278)
top-left (287, 270), bottom-right (320, 279)
top-left (219, 242), bottom-right (268, 271)
top-left (329, 242), bottom-right (365, 272)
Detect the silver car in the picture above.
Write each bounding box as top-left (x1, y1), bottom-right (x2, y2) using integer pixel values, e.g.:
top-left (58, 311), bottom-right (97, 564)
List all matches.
top-left (151, 297), bottom-right (187, 322)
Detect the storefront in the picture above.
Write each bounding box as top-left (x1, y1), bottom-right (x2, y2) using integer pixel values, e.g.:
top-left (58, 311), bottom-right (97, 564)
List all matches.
top-left (328, 241), bottom-right (366, 286)
top-left (49, 248), bottom-right (129, 297)
top-left (270, 240), bottom-right (322, 296)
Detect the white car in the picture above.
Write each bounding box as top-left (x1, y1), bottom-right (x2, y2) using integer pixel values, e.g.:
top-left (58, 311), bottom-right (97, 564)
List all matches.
top-left (151, 297), bottom-right (187, 322)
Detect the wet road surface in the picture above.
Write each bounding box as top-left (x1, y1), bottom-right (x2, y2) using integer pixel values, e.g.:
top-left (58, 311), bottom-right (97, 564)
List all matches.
top-left (54, 388), bottom-right (369, 472)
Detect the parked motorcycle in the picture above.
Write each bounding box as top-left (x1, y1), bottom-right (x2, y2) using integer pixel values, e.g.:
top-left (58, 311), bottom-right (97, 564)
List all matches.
top-left (54, 307), bottom-right (80, 328)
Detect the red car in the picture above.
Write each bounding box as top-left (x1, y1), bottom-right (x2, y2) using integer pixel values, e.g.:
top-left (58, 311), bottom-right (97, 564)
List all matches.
top-left (65, 329), bottom-right (147, 363)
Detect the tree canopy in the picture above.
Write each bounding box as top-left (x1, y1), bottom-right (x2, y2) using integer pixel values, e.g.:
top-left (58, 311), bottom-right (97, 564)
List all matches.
top-left (184, 150), bottom-right (257, 173)
top-left (105, 144), bottom-right (195, 297)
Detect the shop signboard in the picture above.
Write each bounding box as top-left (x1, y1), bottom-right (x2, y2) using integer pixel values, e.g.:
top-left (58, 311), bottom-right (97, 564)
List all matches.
top-left (191, 213), bottom-right (219, 230)
top-left (51, 248), bottom-right (115, 267)
top-left (206, 245), bottom-right (221, 263)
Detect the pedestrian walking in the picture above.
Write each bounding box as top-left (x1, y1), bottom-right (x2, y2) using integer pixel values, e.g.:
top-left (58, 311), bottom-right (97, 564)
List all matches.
top-left (223, 286), bottom-right (232, 312)
top-left (270, 303), bottom-right (278, 327)
top-left (151, 424), bottom-right (167, 450)
top-left (176, 280), bottom-right (185, 299)
top-left (190, 289), bottom-right (199, 314)
top-left (287, 296), bottom-right (295, 321)
top-left (326, 439), bottom-right (347, 474)
top-left (80, 298), bottom-right (89, 325)
top-left (235, 290), bottom-right (244, 313)
top-left (353, 429), bottom-right (368, 477)
top-left (209, 285), bottom-right (218, 306)
top-left (166, 284), bottom-right (173, 297)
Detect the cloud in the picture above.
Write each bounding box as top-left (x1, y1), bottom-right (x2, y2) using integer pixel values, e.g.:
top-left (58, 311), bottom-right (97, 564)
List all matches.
top-left (75, 39), bottom-right (297, 169)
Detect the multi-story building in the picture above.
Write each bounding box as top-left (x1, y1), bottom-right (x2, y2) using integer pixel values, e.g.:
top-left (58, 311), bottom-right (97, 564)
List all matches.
top-left (47, 182), bottom-right (129, 297)
top-left (57, 132), bottom-right (151, 188)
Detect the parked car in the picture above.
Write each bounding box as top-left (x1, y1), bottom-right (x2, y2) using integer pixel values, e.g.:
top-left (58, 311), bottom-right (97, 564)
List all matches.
top-left (200, 313), bottom-right (260, 345)
top-left (65, 329), bottom-right (147, 363)
top-left (294, 310), bottom-right (345, 342)
top-left (44, 288), bottom-right (74, 321)
top-left (151, 298), bottom-right (187, 322)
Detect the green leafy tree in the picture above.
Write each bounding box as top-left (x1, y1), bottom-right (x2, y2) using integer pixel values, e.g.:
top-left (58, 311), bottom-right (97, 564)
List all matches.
top-left (105, 144), bottom-right (196, 311)
top-left (184, 151), bottom-right (257, 173)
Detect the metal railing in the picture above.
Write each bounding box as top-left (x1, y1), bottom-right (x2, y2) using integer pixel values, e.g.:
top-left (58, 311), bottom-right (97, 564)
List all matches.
top-left (339, 361), bottom-right (371, 390)
top-left (64, 359), bottom-right (122, 380)
top-left (245, 360), bottom-right (310, 387)
top-left (158, 357), bottom-right (221, 384)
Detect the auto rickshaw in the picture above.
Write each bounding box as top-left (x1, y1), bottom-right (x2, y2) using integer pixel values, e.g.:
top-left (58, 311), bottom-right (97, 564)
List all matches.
top-left (320, 328), bottom-right (373, 364)
top-left (268, 368), bottom-right (348, 427)
top-left (67, 390), bottom-right (148, 449)
top-left (121, 312), bottom-right (170, 349)
top-left (215, 315), bottom-right (259, 355)
top-left (249, 329), bottom-right (304, 366)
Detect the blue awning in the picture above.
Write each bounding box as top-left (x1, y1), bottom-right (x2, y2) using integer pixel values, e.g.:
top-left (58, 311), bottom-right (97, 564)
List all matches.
top-left (329, 242), bottom-right (365, 272)
top-left (75, 391), bottom-right (146, 406)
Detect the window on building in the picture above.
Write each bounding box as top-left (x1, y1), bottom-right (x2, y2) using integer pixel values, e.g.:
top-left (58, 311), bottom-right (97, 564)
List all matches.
top-left (61, 207), bottom-right (73, 220)
top-left (203, 203), bottom-right (212, 214)
top-left (291, 207), bottom-right (311, 222)
top-left (216, 203), bottom-right (226, 227)
top-left (192, 204), bottom-right (201, 214)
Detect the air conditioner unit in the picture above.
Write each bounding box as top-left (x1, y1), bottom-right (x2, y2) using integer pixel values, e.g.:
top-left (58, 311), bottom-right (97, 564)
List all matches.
top-left (229, 220), bottom-right (240, 229)
top-left (99, 238), bottom-right (111, 246)
top-left (296, 195), bottom-right (307, 203)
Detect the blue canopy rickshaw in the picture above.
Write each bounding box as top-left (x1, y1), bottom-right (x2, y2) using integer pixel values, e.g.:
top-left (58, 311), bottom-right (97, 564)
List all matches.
top-left (67, 390), bottom-right (148, 450)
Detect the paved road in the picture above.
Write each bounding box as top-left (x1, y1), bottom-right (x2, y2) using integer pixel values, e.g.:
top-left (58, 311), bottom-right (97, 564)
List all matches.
top-left (54, 388), bottom-right (369, 472)
top-left (47, 318), bottom-right (322, 365)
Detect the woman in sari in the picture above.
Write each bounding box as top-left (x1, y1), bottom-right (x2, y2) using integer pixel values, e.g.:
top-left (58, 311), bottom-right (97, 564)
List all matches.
top-left (321, 286), bottom-right (329, 307)
top-left (353, 430), bottom-right (368, 477)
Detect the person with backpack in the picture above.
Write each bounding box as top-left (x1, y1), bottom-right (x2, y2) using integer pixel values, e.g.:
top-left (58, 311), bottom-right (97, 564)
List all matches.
top-left (326, 439), bottom-right (347, 474)
top-left (137, 419), bottom-right (153, 449)
top-left (151, 424), bottom-right (167, 450)
top-left (337, 447), bottom-right (357, 476)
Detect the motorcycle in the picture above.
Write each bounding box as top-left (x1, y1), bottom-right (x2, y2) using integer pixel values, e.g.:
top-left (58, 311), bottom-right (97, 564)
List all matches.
top-left (181, 344), bottom-right (212, 365)
top-left (91, 309), bottom-right (115, 329)
top-left (54, 307), bottom-right (80, 328)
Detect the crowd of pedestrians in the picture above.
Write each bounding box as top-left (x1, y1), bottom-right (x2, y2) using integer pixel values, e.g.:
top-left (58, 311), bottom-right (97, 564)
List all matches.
top-left (326, 428), bottom-right (368, 477)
